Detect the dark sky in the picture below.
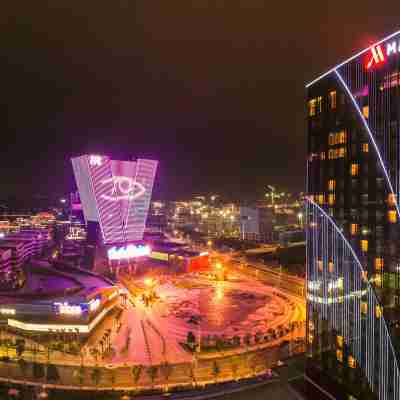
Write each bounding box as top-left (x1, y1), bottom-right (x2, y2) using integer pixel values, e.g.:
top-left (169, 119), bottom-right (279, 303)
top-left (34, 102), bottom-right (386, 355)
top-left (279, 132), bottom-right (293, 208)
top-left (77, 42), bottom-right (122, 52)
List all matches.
top-left (1, 1), bottom-right (399, 202)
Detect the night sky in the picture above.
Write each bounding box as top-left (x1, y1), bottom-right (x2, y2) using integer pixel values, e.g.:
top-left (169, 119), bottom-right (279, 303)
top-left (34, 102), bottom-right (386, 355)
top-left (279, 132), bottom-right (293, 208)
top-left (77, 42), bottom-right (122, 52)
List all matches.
top-left (1, 2), bottom-right (399, 203)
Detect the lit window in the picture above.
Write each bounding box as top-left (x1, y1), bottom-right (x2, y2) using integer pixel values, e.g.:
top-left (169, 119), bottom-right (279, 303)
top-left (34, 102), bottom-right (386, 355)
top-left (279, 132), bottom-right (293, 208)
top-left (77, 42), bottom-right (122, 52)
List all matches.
top-left (375, 305), bottom-right (383, 318)
top-left (375, 257), bottom-right (384, 271)
top-left (374, 274), bottom-right (382, 288)
top-left (388, 194), bottom-right (397, 207)
top-left (350, 163), bottom-right (359, 176)
top-left (320, 152), bottom-right (326, 160)
top-left (388, 210), bottom-right (397, 223)
top-left (328, 194), bottom-right (335, 206)
top-left (309, 99), bottom-right (316, 117)
top-left (348, 356), bottom-right (356, 369)
top-left (350, 223), bottom-right (358, 235)
top-left (328, 179), bottom-right (336, 191)
top-left (329, 91), bottom-right (337, 109)
top-left (328, 149), bottom-right (335, 159)
top-left (338, 147), bottom-right (346, 158)
top-left (338, 131), bottom-right (347, 144)
top-left (317, 194), bottom-right (324, 204)
top-left (337, 335), bottom-right (343, 348)
top-left (336, 349), bottom-right (343, 362)
top-left (317, 260), bottom-right (323, 272)
top-left (362, 105), bottom-right (369, 119)
top-left (328, 133), bottom-right (335, 146)
top-left (362, 143), bottom-right (369, 153)
top-left (309, 320), bottom-right (314, 330)
top-left (317, 96), bottom-right (323, 113)
top-left (328, 261), bottom-right (334, 273)
top-left (361, 302), bottom-right (368, 314)
top-left (361, 270), bottom-right (368, 282)
top-left (308, 334), bottom-right (314, 343)
top-left (361, 240), bottom-right (368, 252)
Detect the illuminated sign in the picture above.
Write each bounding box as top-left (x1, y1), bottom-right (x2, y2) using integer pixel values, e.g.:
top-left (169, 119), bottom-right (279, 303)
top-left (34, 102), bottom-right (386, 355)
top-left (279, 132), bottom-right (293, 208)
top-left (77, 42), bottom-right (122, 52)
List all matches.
top-left (100, 176), bottom-right (146, 202)
top-left (107, 244), bottom-right (151, 260)
top-left (88, 298), bottom-right (101, 312)
top-left (71, 155), bottom-right (158, 243)
top-left (150, 251), bottom-right (169, 261)
top-left (0, 308), bottom-right (15, 315)
top-left (366, 40), bottom-right (400, 69)
top-left (54, 302), bottom-right (82, 315)
top-left (89, 155), bottom-right (102, 166)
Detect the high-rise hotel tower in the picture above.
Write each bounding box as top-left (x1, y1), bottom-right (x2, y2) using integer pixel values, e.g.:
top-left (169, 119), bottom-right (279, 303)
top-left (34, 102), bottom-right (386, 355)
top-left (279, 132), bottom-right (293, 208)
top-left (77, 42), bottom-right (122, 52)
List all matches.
top-left (307, 30), bottom-right (400, 400)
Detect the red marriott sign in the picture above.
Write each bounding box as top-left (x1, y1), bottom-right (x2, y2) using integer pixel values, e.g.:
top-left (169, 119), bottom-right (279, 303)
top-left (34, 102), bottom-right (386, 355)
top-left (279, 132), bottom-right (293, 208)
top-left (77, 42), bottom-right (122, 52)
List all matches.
top-left (366, 40), bottom-right (400, 69)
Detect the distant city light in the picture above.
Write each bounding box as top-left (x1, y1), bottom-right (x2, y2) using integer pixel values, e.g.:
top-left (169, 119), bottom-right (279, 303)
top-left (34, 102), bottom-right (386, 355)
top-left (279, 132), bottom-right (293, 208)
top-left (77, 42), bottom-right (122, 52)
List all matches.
top-left (60, 198), bottom-right (66, 204)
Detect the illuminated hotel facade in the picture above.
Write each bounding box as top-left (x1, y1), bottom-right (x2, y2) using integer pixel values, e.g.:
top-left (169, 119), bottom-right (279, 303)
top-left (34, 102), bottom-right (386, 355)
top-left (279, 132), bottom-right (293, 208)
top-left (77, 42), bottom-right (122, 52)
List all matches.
top-left (71, 154), bottom-right (158, 260)
top-left (307, 30), bottom-right (400, 400)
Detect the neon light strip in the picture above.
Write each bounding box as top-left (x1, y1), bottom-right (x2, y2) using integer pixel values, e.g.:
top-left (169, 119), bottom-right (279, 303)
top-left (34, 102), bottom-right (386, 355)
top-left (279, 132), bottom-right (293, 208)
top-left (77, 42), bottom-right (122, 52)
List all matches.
top-left (334, 69), bottom-right (400, 219)
top-left (306, 198), bottom-right (400, 380)
top-left (306, 30), bottom-right (400, 88)
top-left (7, 303), bottom-right (116, 334)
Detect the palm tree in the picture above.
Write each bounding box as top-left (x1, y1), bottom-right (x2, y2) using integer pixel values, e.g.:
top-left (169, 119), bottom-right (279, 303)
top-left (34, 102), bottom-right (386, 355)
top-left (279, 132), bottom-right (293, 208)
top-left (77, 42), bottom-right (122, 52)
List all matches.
top-left (160, 361), bottom-right (173, 391)
top-left (146, 365), bottom-right (158, 388)
top-left (212, 361), bottom-right (220, 383)
top-left (131, 365), bottom-right (142, 388)
top-left (91, 367), bottom-right (102, 389)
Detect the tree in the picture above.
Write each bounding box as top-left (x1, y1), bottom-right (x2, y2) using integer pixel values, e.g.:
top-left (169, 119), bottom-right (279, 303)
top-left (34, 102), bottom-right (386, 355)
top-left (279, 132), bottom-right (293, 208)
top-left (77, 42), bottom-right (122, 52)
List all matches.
top-left (244, 333), bottom-right (252, 347)
top-left (212, 361), bottom-right (220, 383)
top-left (131, 365), bottom-right (142, 387)
top-left (146, 365), bottom-right (158, 388)
top-left (46, 364), bottom-right (60, 382)
top-left (73, 366), bottom-right (85, 386)
top-left (187, 331), bottom-right (196, 348)
top-left (18, 358), bottom-right (29, 380)
top-left (230, 359), bottom-right (239, 381)
top-left (91, 367), bottom-right (102, 388)
top-left (33, 363), bottom-right (45, 380)
top-left (160, 361), bottom-right (173, 390)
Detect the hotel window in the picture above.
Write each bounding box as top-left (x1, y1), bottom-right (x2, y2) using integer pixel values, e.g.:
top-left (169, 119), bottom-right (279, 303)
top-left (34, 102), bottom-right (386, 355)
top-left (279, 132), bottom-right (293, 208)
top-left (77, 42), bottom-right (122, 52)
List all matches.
top-left (309, 99), bottom-right (316, 117)
top-left (388, 193), bottom-right (397, 207)
top-left (336, 349), bottom-right (343, 363)
top-left (337, 335), bottom-right (343, 348)
top-left (361, 239), bottom-right (368, 252)
top-left (338, 131), bottom-right (347, 144)
top-left (320, 151), bottom-right (326, 160)
top-left (317, 260), bottom-right (323, 272)
top-left (328, 261), bottom-right (334, 273)
top-left (328, 133), bottom-right (335, 146)
top-left (361, 302), bottom-right (368, 314)
top-left (308, 334), bottom-right (314, 344)
top-left (328, 194), bottom-right (335, 206)
top-left (317, 194), bottom-right (324, 204)
top-left (375, 257), bottom-right (384, 271)
top-left (348, 356), bottom-right (356, 369)
top-left (338, 147), bottom-right (346, 158)
top-left (375, 274), bottom-right (383, 288)
top-left (350, 163), bottom-right (359, 176)
top-left (328, 179), bottom-right (336, 191)
top-left (317, 96), bottom-right (323, 113)
top-left (362, 143), bottom-right (369, 153)
top-left (362, 105), bottom-right (369, 119)
top-left (361, 270), bottom-right (368, 282)
top-left (329, 90), bottom-right (337, 109)
top-left (350, 223), bottom-right (358, 235)
top-left (376, 305), bottom-right (383, 318)
top-left (388, 210), bottom-right (397, 223)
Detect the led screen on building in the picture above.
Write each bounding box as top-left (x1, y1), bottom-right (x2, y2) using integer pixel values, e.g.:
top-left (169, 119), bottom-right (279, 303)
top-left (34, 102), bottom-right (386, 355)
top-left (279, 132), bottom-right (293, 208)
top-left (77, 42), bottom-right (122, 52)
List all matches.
top-left (71, 155), bottom-right (158, 244)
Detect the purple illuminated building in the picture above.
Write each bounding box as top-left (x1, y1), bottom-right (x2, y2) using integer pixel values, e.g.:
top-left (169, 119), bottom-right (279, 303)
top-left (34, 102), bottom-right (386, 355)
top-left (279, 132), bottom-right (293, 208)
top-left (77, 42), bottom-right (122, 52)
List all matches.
top-left (71, 155), bottom-right (158, 245)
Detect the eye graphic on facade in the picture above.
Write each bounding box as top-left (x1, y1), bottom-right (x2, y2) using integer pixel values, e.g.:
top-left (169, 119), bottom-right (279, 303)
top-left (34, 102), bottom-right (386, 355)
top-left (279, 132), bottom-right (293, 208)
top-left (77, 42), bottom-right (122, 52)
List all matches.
top-left (100, 176), bottom-right (146, 201)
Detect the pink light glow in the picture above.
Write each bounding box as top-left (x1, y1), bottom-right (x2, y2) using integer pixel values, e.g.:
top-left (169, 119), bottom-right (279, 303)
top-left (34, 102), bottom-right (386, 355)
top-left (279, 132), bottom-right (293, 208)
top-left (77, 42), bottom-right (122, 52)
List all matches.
top-left (107, 244), bottom-right (151, 260)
